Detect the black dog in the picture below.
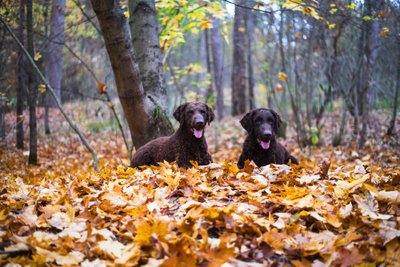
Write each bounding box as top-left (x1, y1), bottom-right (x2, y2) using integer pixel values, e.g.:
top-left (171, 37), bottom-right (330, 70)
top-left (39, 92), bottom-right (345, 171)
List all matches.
top-left (131, 102), bottom-right (214, 168)
top-left (237, 108), bottom-right (298, 168)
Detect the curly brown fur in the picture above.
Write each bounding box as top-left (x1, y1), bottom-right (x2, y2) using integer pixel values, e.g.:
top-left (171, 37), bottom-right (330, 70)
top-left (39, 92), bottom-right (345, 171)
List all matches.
top-left (237, 108), bottom-right (298, 169)
top-left (131, 102), bottom-right (214, 168)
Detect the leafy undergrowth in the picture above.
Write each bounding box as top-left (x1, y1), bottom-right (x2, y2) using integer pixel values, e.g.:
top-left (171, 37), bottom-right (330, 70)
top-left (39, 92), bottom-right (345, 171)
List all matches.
top-left (1, 108), bottom-right (400, 266)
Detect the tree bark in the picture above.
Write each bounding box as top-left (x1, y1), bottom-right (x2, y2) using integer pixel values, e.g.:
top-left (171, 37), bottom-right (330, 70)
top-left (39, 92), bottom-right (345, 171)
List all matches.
top-left (44, 0), bottom-right (66, 134)
top-left (387, 44), bottom-right (400, 136)
top-left (129, 0), bottom-right (167, 109)
top-left (27, 0), bottom-right (38, 164)
top-left (231, 0), bottom-right (247, 116)
top-left (358, 0), bottom-right (383, 148)
top-left (211, 17), bottom-right (224, 120)
top-left (246, 3), bottom-right (255, 110)
top-left (91, 0), bottom-right (173, 149)
top-left (16, 0), bottom-right (27, 149)
top-left (204, 28), bottom-right (214, 103)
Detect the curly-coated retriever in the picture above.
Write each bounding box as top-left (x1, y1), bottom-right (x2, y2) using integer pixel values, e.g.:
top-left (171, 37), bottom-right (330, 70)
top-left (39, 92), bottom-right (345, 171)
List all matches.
top-left (237, 108), bottom-right (298, 168)
top-left (130, 102), bottom-right (214, 168)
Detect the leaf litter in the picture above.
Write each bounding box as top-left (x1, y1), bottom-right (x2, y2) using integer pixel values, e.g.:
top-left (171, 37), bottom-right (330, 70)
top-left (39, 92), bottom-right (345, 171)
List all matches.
top-left (0, 111), bottom-right (399, 266)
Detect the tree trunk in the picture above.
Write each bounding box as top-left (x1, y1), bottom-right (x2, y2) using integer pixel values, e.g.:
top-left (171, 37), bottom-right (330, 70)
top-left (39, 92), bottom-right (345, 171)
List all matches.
top-left (129, 0), bottom-right (167, 109)
top-left (91, 0), bottom-right (173, 149)
top-left (387, 44), bottom-right (400, 136)
top-left (204, 28), bottom-right (214, 103)
top-left (211, 17), bottom-right (224, 120)
top-left (358, 0), bottom-right (383, 149)
top-left (27, 0), bottom-right (38, 164)
top-left (16, 0), bottom-right (27, 149)
top-left (44, 0), bottom-right (66, 134)
top-left (246, 4), bottom-right (255, 110)
top-left (231, 0), bottom-right (247, 116)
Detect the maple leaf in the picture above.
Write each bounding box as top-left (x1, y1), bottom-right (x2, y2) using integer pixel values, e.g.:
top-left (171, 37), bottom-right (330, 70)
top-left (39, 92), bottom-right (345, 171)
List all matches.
top-left (378, 221), bottom-right (400, 245)
top-left (35, 247), bottom-right (85, 265)
top-left (334, 174), bottom-right (369, 199)
top-left (376, 190), bottom-right (400, 204)
top-left (278, 71), bottom-right (288, 81)
top-left (34, 52), bottom-right (42, 61)
top-left (134, 219), bottom-right (168, 246)
top-left (335, 248), bottom-right (365, 267)
top-left (38, 84), bottom-right (46, 93)
top-left (353, 195), bottom-right (392, 220)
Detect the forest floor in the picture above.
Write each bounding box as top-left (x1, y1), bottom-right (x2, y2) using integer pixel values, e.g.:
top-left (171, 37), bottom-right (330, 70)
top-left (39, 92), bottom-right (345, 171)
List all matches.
top-left (0, 103), bottom-right (399, 266)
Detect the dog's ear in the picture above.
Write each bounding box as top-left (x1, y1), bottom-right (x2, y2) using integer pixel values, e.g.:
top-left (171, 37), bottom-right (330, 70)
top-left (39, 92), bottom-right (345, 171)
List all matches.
top-left (206, 105), bottom-right (215, 125)
top-left (240, 111), bottom-right (253, 132)
top-left (270, 109), bottom-right (282, 131)
top-left (173, 103), bottom-right (188, 123)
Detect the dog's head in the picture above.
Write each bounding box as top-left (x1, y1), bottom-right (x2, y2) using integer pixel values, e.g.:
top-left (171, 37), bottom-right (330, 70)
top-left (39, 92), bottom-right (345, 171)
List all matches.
top-left (173, 102), bottom-right (215, 139)
top-left (240, 108), bottom-right (282, 150)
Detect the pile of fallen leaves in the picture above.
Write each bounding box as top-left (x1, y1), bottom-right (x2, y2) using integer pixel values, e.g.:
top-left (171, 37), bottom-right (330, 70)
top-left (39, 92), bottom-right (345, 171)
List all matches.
top-left (0, 108), bottom-right (399, 266)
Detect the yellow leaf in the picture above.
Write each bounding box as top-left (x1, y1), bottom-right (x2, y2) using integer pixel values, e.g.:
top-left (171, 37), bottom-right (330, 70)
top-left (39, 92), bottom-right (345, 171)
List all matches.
top-left (97, 81), bottom-right (107, 94)
top-left (301, 6), bottom-right (321, 20)
top-left (0, 209), bottom-right (7, 221)
top-left (200, 20), bottom-right (213, 30)
top-left (282, 0), bottom-right (304, 11)
top-left (278, 72), bottom-right (288, 81)
top-left (38, 84), bottom-right (46, 93)
top-left (379, 27), bottom-right (389, 38)
top-left (34, 52), bottom-right (42, 61)
top-left (347, 3), bottom-right (356, 9)
top-left (123, 11), bottom-right (129, 18)
top-left (134, 219), bottom-right (168, 246)
top-left (328, 23), bottom-right (336, 29)
top-left (238, 27), bottom-right (246, 32)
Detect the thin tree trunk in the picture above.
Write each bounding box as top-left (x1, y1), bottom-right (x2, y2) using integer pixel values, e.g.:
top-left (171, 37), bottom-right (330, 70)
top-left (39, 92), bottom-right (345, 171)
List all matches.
top-left (129, 0), bottom-right (167, 109)
top-left (211, 17), bottom-right (224, 120)
top-left (359, 0), bottom-right (383, 149)
top-left (204, 28), bottom-right (214, 103)
top-left (26, 0), bottom-right (38, 165)
top-left (16, 0), bottom-right (27, 149)
top-left (387, 44), bottom-right (400, 136)
top-left (231, 0), bottom-right (247, 115)
top-left (333, 106), bottom-right (348, 147)
top-left (91, 0), bottom-right (173, 149)
top-left (44, 0), bottom-right (66, 134)
top-left (304, 27), bottom-right (314, 131)
top-left (246, 4), bottom-right (255, 110)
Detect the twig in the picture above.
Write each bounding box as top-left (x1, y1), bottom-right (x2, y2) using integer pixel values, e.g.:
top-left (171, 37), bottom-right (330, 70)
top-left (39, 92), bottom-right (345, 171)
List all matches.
top-left (0, 17), bottom-right (99, 171)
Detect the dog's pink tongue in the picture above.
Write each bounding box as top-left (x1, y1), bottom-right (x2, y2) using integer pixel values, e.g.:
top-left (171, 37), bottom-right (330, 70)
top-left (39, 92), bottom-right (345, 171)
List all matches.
top-left (260, 140), bottom-right (270, 150)
top-left (193, 129), bottom-right (203, 138)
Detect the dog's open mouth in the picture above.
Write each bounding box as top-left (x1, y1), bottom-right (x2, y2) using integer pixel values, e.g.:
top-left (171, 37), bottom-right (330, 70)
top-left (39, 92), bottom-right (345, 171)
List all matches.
top-left (258, 139), bottom-right (271, 150)
top-left (191, 128), bottom-right (204, 139)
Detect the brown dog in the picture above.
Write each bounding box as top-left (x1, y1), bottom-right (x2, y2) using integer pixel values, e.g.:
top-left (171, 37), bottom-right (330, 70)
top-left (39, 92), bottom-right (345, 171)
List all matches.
top-left (130, 102), bottom-right (214, 168)
top-left (237, 108), bottom-right (298, 168)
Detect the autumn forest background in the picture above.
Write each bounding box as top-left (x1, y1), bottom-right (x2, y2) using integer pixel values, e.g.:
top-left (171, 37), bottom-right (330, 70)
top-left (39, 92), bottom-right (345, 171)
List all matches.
top-left (0, 0), bottom-right (399, 266)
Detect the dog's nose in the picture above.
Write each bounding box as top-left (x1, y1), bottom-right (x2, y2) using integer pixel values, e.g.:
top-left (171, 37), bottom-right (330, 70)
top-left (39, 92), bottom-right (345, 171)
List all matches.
top-left (262, 132), bottom-right (272, 139)
top-left (195, 120), bottom-right (205, 127)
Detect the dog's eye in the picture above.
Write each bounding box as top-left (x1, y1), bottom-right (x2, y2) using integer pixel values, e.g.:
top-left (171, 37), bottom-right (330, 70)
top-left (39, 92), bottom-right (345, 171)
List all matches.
top-left (255, 118), bottom-right (262, 124)
top-left (200, 110), bottom-right (206, 114)
top-left (267, 118), bottom-right (274, 123)
top-left (188, 110), bottom-right (194, 115)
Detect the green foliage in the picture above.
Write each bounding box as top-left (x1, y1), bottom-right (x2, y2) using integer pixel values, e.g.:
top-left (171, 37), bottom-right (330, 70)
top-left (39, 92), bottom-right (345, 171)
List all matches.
top-left (308, 127), bottom-right (319, 146)
top-left (86, 119), bottom-right (117, 133)
top-left (156, 0), bottom-right (227, 50)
